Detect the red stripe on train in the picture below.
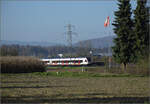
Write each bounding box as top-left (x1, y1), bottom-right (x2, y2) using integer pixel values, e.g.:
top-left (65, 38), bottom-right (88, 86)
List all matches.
top-left (78, 61), bottom-right (80, 65)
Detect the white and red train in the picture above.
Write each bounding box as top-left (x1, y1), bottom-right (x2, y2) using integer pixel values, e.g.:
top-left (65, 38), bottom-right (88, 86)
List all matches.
top-left (41, 57), bottom-right (91, 66)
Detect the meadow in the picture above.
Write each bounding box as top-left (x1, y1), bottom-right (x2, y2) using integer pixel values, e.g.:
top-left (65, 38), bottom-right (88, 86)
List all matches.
top-left (1, 56), bottom-right (149, 103)
top-left (1, 71), bottom-right (149, 103)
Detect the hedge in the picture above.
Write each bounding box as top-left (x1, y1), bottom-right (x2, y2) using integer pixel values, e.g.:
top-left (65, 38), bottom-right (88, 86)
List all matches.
top-left (0, 56), bottom-right (45, 73)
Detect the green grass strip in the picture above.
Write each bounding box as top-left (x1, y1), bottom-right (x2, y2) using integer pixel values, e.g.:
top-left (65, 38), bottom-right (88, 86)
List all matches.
top-left (32, 72), bottom-right (145, 77)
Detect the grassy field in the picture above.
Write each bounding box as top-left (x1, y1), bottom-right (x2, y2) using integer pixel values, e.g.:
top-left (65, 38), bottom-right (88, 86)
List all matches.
top-left (46, 65), bottom-right (149, 76)
top-left (46, 66), bottom-right (111, 73)
top-left (1, 72), bottom-right (149, 103)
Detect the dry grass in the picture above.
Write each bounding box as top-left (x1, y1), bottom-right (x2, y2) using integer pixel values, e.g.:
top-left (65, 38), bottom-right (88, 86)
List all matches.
top-left (1, 73), bottom-right (149, 103)
top-left (0, 56), bottom-right (45, 73)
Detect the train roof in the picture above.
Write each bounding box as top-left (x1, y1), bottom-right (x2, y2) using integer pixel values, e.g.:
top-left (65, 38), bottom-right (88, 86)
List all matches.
top-left (41, 57), bottom-right (88, 61)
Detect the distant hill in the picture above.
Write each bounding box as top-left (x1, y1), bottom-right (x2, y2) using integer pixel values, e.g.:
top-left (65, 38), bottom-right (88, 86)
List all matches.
top-left (74, 35), bottom-right (116, 48)
top-left (1, 35), bottom-right (116, 48)
top-left (0, 40), bottom-right (60, 46)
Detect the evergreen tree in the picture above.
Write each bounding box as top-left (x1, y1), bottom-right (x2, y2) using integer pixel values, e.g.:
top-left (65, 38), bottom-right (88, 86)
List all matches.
top-left (112, 0), bottom-right (136, 69)
top-left (134, 0), bottom-right (149, 59)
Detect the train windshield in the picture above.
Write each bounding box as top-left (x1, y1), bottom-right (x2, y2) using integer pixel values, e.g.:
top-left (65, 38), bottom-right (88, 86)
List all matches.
top-left (86, 57), bottom-right (91, 62)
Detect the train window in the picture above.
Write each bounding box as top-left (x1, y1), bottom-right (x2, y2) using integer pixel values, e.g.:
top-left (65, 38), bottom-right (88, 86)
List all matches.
top-left (51, 60), bottom-right (85, 64)
top-left (52, 61), bottom-right (57, 63)
top-left (75, 61), bottom-right (78, 63)
top-left (79, 60), bottom-right (83, 63)
top-left (44, 61), bottom-right (49, 63)
top-left (69, 61), bottom-right (74, 63)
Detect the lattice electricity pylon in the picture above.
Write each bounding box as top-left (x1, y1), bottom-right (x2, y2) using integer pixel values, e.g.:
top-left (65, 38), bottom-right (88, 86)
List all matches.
top-left (64, 23), bottom-right (78, 47)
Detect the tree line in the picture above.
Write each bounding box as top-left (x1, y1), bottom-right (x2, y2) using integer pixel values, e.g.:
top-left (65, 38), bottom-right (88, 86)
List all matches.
top-left (112, 0), bottom-right (149, 69)
top-left (0, 44), bottom-right (109, 58)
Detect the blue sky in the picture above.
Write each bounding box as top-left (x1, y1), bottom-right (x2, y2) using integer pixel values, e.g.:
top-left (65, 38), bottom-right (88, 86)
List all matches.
top-left (1, 0), bottom-right (136, 44)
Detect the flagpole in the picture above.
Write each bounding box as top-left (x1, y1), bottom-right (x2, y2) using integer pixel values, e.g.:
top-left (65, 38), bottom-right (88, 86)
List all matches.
top-left (108, 9), bottom-right (111, 69)
top-left (108, 27), bottom-right (111, 69)
top-left (104, 16), bottom-right (111, 70)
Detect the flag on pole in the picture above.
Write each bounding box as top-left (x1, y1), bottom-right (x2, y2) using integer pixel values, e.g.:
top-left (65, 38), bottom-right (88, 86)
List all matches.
top-left (104, 16), bottom-right (110, 27)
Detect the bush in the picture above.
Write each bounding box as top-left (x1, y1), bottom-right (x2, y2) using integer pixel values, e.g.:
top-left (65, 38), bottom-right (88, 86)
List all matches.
top-left (0, 56), bottom-right (45, 73)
